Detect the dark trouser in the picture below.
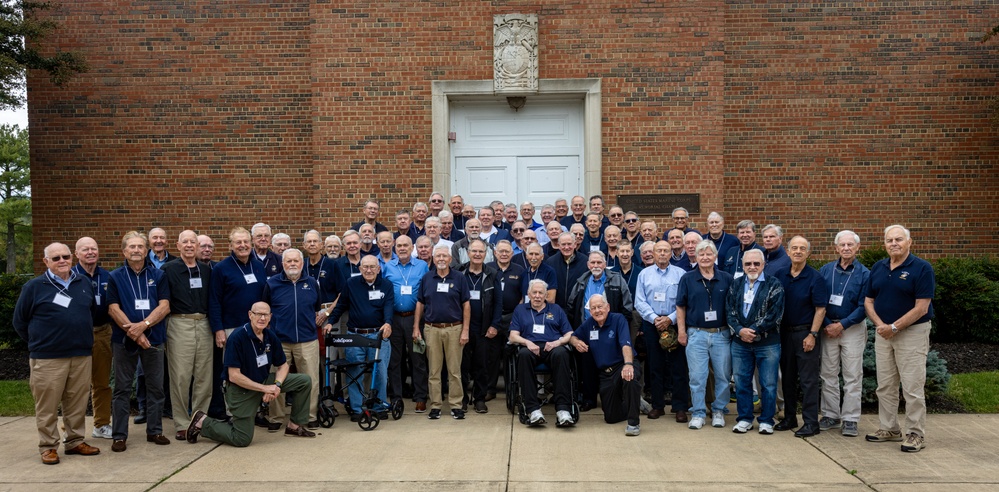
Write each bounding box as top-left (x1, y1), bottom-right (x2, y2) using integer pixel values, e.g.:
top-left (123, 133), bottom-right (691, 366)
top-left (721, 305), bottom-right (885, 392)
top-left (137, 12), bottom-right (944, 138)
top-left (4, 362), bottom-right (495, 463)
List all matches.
top-left (208, 344), bottom-right (227, 419)
top-left (600, 361), bottom-right (643, 426)
top-left (781, 327), bottom-right (822, 427)
top-left (461, 328), bottom-right (493, 403)
top-left (487, 313), bottom-right (513, 394)
top-left (201, 372), bottom-right (311, 448)
top-left (517, 345), bottom-right (572, 413)
top-left (577, 350), bottom-right (599, 405)
top-left (390, 313), bottom-right (427, 402)
top-left (642, 320), bottom-right (690, 412)
top-left (112, 343), bottom-right (165, 440)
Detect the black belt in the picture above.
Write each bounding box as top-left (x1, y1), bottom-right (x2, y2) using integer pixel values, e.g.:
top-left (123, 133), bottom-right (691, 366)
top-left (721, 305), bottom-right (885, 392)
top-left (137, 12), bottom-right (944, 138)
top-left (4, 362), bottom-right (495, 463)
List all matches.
top-left (350, 328), bottom-right (381, 335)
top-left (688, 326), bottom-right (723, 333)
top-left (396, 311), bottom-right (415, 317)
top-left (787, 324), bottom-right (811, 332)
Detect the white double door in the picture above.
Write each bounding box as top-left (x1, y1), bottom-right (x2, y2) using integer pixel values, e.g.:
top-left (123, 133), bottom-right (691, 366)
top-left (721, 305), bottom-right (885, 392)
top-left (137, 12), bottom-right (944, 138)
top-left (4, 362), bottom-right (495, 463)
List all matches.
top-left (451, 99), bottom-right (584, 222)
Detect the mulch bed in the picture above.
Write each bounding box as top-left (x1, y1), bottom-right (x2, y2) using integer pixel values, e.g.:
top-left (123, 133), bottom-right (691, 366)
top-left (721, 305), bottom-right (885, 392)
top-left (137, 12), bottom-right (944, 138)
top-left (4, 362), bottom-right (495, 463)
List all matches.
top-left (0, 349), bottom-right (28, 380)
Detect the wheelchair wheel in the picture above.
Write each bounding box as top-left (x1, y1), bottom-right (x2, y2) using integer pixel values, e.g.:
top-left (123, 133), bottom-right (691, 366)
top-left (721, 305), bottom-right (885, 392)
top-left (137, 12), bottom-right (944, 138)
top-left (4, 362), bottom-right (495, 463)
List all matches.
top-left (391, 399), bottom-right (404, 420)
top-left (318, 404), bottom-right (336, 428)
top-left (358, 410), bottom-right (380, 431)
top-left (569, 401), bottom-right (580, 424)
top-left (517, 403), bottom-right (528, 425)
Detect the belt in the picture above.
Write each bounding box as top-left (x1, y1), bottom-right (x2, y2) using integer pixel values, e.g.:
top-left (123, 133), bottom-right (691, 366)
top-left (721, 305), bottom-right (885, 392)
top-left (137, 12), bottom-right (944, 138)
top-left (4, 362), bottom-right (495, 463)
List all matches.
top-left (350, 328), bottom-right (381, 335)
top-left (173, 313), bottom-right (207, 320)
top-left (425, 322), bottom-right (460, 329)
top-left (788, 323), bottom-right (811, 332)
top-left (396, 311), bottom-right (415, 317)
top-left (688, 326), bottom-right (723, 333)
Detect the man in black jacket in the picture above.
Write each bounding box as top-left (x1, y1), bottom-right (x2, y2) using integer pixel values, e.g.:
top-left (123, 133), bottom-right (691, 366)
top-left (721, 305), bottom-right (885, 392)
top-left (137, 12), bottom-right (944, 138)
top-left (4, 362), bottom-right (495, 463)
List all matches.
top-left (459, 239), bottom-right (503, 414)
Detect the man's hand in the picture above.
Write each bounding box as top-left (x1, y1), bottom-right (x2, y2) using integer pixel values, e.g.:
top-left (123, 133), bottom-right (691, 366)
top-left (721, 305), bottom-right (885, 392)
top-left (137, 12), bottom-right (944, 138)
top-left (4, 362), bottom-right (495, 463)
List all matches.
top-left (485, 327), bottom-right (498, 339)
top-left (543, 341), bottom-right (561, 353)
top-left (738, 327), bottom-right (757, 343)
top-left (571, 338), bottom-right (588, 352)
top-left (261, 384), bottom-right (281, 403)
top-left (412, 326), bottom-right (421, 341)
top-left (323, 323), bottom-right (334, 335)
top-left (381, 323), bottom-right (392, 339)
top-left (622, 364), bottom-right (634, 381)
top-left (315, 310), bottom-right (329, 327)
top-left (214, 330), bottom-right (227, 348)
top-left (803, 333), bottom-right (816, 352)
top-left (824, 322), bottom-right (844, 338)
top-left (875, 323), bottom-right (895, 340)
top-left (126, 322), bottom-right (145, 339)
top-left (654, 316), bottom-right (671, 332)
top-left (526, 340), bottom-right (540, 356)
top-left (459, 330), bottom-right (469, 346)
top-left (136, 334), bottom-right (151, 350)
top-left (678, 329), bottom-right (688, 346)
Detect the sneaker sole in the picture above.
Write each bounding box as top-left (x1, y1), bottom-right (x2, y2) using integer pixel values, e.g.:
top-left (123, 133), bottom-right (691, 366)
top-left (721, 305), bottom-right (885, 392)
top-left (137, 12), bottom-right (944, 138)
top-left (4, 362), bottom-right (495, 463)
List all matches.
top-left (866, 435), bottom-right (903, 442)
top-left (901, 445), bottom-right (923, 453)
top-left (733, 425), bottom-right (753, 434)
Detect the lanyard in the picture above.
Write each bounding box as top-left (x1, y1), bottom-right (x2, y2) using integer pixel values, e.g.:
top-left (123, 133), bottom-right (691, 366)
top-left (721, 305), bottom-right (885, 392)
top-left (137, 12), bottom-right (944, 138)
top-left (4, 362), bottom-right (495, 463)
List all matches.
top-left (126, 268), bottom-right (149, 313)
top-left (234, 257), bottom-right (255, 278)
top-left (831, 265), bottom-right (855, 298)
top-left (309, 257), bottom-right (325, 277)
top-left (466, 271), bottom-right (482, 291)
top-left (45, 271), bottom-right (76, 298)
top-left (399, 262), bottom-right (413, 286)
top-left (700, 278), bottom-right (714, 311)
top-left (531, 305), bottom-right (548, 327)
top-left (244, 325), bottom-right (263, 358)
top-left (528, 267), bottom-right (542, 281)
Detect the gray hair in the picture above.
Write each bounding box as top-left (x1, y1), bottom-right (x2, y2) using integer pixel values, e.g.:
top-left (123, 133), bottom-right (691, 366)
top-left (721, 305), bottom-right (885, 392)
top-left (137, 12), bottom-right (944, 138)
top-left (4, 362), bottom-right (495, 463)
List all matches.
top-left (303, 229), bottom-right (321, 242)
top-left (588, 250), bottom-right (607, 262)
top-left (707, 211), bottom-right (723, 222)
top-left (834, 230), bottom-right (860, 246)
top-left (884, 224), bottom-right (911, 241)
top-left (761, 224), bottom-right (783, 237)
top-left (282, 248), bottom-right (303, 261)
top-left (528, 279), bottom-right (549, 292)
top-left (251, 223), bottom-right (271, 236)
top-left (672, 207), bottom-right (689, 217)
top-left (272, 233), bottom-right (291, 245)
top-left (425, 216), bottom-right (441, 227)
top-left (736, 220), bottom-right (755, 232)
top-left (695, 239), bottom-right (718, 256)
top-left (432, 244), bottom-right (451, 256)
top-left (438, 210), bottom-right (454, 220)
top-left (743, 249), bottom-right (765, 263)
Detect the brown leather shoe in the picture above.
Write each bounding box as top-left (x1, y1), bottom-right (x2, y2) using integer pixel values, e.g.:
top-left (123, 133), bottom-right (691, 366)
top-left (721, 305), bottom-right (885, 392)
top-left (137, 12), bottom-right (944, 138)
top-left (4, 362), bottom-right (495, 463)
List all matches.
top-left (647, 408), bottom-right (664, 420)
top-left (146, 434), bottom-right (171, 445)
top-left (284, 425), bottom-right (316, 438)
top-left (175, 430), bottom-right (186, 441)
top-left (41, 449), bottom-right (59, 465)
top-left (187, 410), bottom-right (206, 443)
top-left (675, 410), bottom-right (689, 423)
top-left (111, 440), bottom-right (127, 452)
top-left (415, 401), bottom-right (427, 413)
top-left (65, 442), bottom-right (100, 456)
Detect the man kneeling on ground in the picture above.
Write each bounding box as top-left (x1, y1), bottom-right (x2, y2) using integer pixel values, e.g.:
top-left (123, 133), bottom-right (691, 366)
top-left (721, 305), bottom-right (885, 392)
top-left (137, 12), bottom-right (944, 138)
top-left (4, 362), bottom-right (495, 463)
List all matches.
top-left (186, 302), bottom-right (315, 446)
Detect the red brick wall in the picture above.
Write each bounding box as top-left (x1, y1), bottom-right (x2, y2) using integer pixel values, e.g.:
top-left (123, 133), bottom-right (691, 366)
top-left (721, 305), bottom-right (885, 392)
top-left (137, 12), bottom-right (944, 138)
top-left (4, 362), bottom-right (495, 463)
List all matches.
top-left (27, 1), bottom-right (998, 269)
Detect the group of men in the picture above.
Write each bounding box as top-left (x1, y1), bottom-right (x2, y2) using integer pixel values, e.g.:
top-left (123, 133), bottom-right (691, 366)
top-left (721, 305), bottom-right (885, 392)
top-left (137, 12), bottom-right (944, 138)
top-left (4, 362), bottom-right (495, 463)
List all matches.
top-left (14, 192), bottom-right (935, 465)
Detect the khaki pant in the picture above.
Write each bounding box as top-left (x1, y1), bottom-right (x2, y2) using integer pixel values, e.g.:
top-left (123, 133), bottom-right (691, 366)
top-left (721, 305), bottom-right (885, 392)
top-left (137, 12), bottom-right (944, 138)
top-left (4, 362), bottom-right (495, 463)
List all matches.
top-left (425, 324), bottom-right (463, 410)
top-left (820, 321), bottom-right (866, 422)
top-left (91, 323), bottom-right (113, 427)
top-left (166, 315), bottom-right (214, 430)
top-left (269, 340), bottom-right (320, 422)
top-left (875, 321), bottom-right (930, 437)
top-left (30, 356), bottom-right (92, 452)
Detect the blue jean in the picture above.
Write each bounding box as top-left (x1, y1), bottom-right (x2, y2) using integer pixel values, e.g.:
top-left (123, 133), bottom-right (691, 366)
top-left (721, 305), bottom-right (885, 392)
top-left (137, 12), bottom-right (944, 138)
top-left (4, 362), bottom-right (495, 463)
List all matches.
top-left (731, 341), bottom-right (780, 425)
top-left (345, 333), bottom-right (391, 414)
top-left (685, 328), bottom-right (732, 418)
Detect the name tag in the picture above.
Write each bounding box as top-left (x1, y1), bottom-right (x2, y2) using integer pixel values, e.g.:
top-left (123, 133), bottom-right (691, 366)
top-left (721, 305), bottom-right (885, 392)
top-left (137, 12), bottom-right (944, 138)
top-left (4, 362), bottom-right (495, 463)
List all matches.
top-left (256, 354), bottom-right (268, 368)
top-left (704, 310), bottom-right (717, 322)
top-left (436, 283), bottom-right (449, 293)
top-left (351, 272), bottom-right (361, 277)
top-left (524, 295), bottom-right (530, 303)
top-left (368, 291), bottom-right (384, 301)
top-left (734, 272), bottom-right (744, 279)
top-left (134, 299), bottom-right (150, 310)
top-left (95, 294), bottom-right (102, 306)
top-left (400, 285), bottom-right (412, 295)
top-left (590, 245), bottom-right (601, 253)
top-left (653, 292), bottom-right (666, 302)
top-left (829, 294), bottom-right (844, 307)
top-left (589, 330), bottom-right (599, 341)
top-left (743, 291), bottom-right (755, 304)
top-left (500, 281), bottom-right (505, 291)
top-left (470, 290), bottom-right (481, 300)
top-left (189, 278), bottom-right (202, 289)
top-left (53, 293), bottom-right (72, 308)
top-left (532, 323), bottom-right (545, 334)
top-left (244, 274), bottom-right (257, 284)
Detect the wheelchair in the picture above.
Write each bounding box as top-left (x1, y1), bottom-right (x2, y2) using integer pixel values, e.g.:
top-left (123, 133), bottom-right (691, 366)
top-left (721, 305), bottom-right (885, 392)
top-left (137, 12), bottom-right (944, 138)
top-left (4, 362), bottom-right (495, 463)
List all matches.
top-left (320, 332), bottom-right (403, 431)
top-left (504, 343), bottom-right (580, 425)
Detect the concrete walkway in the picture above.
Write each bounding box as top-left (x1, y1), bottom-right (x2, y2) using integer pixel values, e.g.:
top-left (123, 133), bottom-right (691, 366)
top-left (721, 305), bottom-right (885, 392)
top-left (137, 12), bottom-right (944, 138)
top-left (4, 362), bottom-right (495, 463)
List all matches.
top-left (1, 410), bottom-right (997, 491)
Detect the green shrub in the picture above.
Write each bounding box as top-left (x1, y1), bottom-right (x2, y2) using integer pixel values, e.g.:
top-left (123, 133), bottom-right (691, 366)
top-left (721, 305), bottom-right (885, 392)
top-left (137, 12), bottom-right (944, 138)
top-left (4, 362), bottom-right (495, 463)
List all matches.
top-left (931, 257), bottom-right (999, 344)
top-left (861, 320), bottom-right (950, 404)
top-left (0, 274), bottom-right (32, 349)
top-left (857, 244), bottom-right (888, 269)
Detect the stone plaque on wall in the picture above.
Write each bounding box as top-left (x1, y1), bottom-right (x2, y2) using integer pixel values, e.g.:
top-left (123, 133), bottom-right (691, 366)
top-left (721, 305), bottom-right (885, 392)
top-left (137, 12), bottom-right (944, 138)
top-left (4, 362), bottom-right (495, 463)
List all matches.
top-left (617, 194), bottom-right (701, 216)
top-left (494, 14), bottom-right (538, 92)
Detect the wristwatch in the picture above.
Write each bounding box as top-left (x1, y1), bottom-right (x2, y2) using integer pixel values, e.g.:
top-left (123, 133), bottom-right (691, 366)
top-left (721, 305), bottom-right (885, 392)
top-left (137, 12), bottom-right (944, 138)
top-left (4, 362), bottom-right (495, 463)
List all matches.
top-left (890, 324), bottom-right (898, 334)
top-left (144, 320), bottom-right (151, 327)
top-left (275, 380), bottom-right (283, 388)
top-left (809, 331), bottom-right (819, 338)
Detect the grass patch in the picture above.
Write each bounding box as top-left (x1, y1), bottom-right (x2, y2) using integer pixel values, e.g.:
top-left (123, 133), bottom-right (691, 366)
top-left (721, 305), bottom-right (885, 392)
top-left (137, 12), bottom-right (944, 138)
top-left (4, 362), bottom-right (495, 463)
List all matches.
top-left (948, 371), bottom-right (999, 413)
top-left (0, 380), bottom-right (34, 416)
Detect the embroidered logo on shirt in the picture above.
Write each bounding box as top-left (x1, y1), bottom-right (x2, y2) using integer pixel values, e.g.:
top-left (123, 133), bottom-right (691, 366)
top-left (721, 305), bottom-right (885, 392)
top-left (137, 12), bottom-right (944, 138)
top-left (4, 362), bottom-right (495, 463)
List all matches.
top-left (147, 278), bottom-right (155, 286)
top-left (899, 271), bottom-right (910, 280)
top-left (545, 313), bottom-right (554, 320)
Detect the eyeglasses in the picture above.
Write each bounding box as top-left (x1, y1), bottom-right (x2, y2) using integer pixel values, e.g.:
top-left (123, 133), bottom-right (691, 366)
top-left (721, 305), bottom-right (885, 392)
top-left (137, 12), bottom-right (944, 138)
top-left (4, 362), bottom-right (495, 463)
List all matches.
top-left (673, 217), bottom-right (688, 221)
top-left (624, 218), bottom-right (638, 223)
top-left (360, 265), bottom-right (378, 270)
top-left (250, 311), bottom-right (272, 318)
top-left (48, 254), bottom-right (72, 261)
top-left (512, 228), bottom-right (525, 233)
top-left (610, 213), bottom-right (623, 217)
top-left (743, 261), bottom-right (762, 267)
top-left (430, 199), bottom-right (443, 203)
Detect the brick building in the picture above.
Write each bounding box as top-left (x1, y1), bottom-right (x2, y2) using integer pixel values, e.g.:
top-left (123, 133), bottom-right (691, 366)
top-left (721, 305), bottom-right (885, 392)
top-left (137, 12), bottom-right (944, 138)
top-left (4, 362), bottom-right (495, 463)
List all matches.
top-left (27, 1), bottom-right (998, 264)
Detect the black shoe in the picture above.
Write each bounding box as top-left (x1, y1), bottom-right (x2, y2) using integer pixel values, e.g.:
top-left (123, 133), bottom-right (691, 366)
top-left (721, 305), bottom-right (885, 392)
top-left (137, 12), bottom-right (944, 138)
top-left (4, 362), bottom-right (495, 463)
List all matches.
top-left (474, 400), bottom-right (488, 414)
top-left (428, 409), bottom-right (441, 420)
top-left (133, 414), bottom-right (147, 425)
top-left (794, 425), bottom-right (820, 438)
top-left (451, 409), bottom-right (465, 420)
top-left (774, 419), bottom-right (799, 432)
top-left (484, 392), bottom-right (496, 402)
top-left (255, 415), bottom-right (282, 432)
top-left (307, 420), bottom-right (320, 430)
top-left (579, 401), bottom-right (597, 412)
top-left (377, 410), bottom-right (389, 420)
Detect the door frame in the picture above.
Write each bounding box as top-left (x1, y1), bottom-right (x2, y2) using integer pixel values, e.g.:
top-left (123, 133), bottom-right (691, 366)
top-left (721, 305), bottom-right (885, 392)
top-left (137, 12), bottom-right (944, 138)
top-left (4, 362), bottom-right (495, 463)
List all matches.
top-left (431, 78), bottom-right (601, 200)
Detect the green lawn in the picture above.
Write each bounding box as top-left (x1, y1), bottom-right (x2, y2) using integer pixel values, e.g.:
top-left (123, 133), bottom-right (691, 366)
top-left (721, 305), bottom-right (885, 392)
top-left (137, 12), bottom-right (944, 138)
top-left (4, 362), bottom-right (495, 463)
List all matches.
top-left (947, 372), bottom-right (999, 413)
top-left (0, 380), bottom-right (34, 416)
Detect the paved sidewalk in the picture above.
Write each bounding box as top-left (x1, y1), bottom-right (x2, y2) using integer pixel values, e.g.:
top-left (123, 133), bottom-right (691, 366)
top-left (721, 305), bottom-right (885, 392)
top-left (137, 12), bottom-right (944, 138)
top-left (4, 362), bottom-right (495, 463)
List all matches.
top-left (1, 410), bottom-right (997, 491)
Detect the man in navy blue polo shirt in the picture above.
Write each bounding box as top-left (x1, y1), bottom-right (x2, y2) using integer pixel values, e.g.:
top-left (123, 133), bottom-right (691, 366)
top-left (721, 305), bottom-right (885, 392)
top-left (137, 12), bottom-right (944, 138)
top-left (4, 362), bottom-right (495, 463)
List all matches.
top-left (186, 302), bottom-right (315, 446)
top-left (570, 294), bottom-right (641, 436)
top-left (722, 220), bottom-right (764, 278)
top-left (762, 225), bottom-right (790, 275)
top-left (704, 212), bottom-right (740, 260)
top-left (509, 279), bottom-right (575, 427)
top-left (413, 245), bottom-right (471, 420)
top-left (73, 236), bottom-right (114, 440)
top-left (383, 235), bottom-right (430, 411)
top-left (250, 223), bottom-right (283, 279)
top-left (521, 243), bottom-right (557, 304)
top-left (864, 224), bottom-right (934, 453)
top-left (328, 255), bottom-right (395, 419)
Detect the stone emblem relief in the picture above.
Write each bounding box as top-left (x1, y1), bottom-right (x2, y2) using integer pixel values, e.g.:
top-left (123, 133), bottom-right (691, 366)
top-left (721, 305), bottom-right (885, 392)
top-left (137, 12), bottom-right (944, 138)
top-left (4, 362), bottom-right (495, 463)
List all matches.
top-left (494, 14), bottom-right (538, 92)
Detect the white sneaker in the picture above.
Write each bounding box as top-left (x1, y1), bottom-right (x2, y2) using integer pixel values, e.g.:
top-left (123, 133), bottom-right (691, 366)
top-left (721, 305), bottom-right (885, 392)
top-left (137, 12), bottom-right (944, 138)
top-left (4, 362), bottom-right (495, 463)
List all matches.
top-left (688, 416), bottom-right (705, 429)
top-left (92, 424), bottom-right (112, 439)
top-left (639, 398), bottom-right (652, 415)
top-left (528, 409), bottom-right (546, 426)
top-left (712, 413), bottom-right (725, 428)
top-left (759, 423), bottom-right (774, 435)
top-left (625, 424), bottom-right (641, 436)
top-left (556, 410), bottom-right (575, 427)
top-left (732, 420), bottom-right (753, 433)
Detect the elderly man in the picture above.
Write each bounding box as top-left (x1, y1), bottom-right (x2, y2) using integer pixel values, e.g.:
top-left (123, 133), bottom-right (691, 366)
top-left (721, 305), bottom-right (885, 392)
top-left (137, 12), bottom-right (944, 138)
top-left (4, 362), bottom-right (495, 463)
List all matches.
top-left (662, 207), bottom-right (699, 237)
top-left (428, 192), bottom-right (446, 218)
top-left (570, 294), bottom-right (642, 436)
top-left (617, 242), bottom-right (644, 344)
top-left (394, 209), bottom-right (417, 243)
top-left (542, 220), bottom-right (564, 257)
top-left (566, 251), bottom-right (633, 411)
top-left (208, 227), bottom-right (267, 422)
top-left (410, 202), bottom-right (430, 236)
top-left (262, 249), bottom-right (327, 428)
top-left (328, 255), bottom-right (394, 420)
top-left (383, 235), bottom-right (430, 411)
top-left (303, 230), bottom-right (338, 306)
top-left (72, 237), bottom-right (113, 440)
top-left (425, 216), bottom-right (453, 252)
top-left (588, 195), bottom-right (611, 230)
top-left (519, 201), bottom-right (542, 230)
top-left (14, 242), bottom-right (100, 464)
top-left (676, 232), bottom-right (701, 272)
top-left (352, 199), bottom-right (389, 233)
top-left (162, 230), bottom-right (214, 441)
top-left (761, 225), bottom-right (790, 274)
top-left (413, 245), bottom-right (471, 420)
top-left (414, 235), bottom-right (433, 264)
top-left (185, 302), bottom-right (315, 446)
top-left (440, 211), bottom-right (465, 244)
top-left (458, 239), bottom-right (503, 413)
top-left (582, 212), bottom-right (605, 253)
top-left (818, 230), bottom-right (870, 437)
top-left (677, 240), bottom-right (734, 430)
top-left (603, 225), bottom-right (623, 270)
top-left (509, 220), bottom-right (529, 255)
top-left (864, 225), bottom-right (935, 453)
top-left (635, 240), bottom-right (689, 422)
top-left (107, 231), bottom-right (172, 451)
top-left (560, 195), bottom-right (587, 229)
top-left (250, 223), bottom-right (283, 278)
top-left (521, 242), bottom-right (557, 304)
top-left (704, 212), bottom-right (739, 260)
top-left (271, 233), bottom-right (292, 256)
top-left (545, 232), bottom-right (588, 311)
top-left (554, 198), bottom-right (569, 222)
top-left (501, 202), bottom-right (518, 231)
top-left (325, 235), bottom-right (341, 259)
top-left (198, 235), bottom-right (217, 266)
top-left (509, 279), bottom-right (576, 427)
top-left (461, 203), bottom-right (477, 225)
top-left (727, 249), bottom-right (784, 434)
top-left (536, 204), bottom-right (564, 247)
top-left (357, 223), bottom-right (379, 257)
top-left (335, 230), bottom-right (365, 291)
top-left (451, 218), bottom-right (495, 267)
top-left (666, 229), bottom-right (687, 268)
top-left (639, 241), bottom-right (656, 267)
top-left (570, 223), bottom-right (586, 253)
top-left (487, 240), bottom-right (525, 399)
top-left (773, 236), bottom-right (829, 438)
top-left (722, 220), bottom-right (764, 278)
top-left (606, 205), bottom-right (625, 229)
top-left (376, 230), bottom-right (398, 265)
top-left (479, 207), bottom-right (512, 245)
top-left (449, 195), bottom-right (468, 231)
top-left (147, 227), bottom-right (175, 268)
top-left (640, 221), bottom-right (659, 245)
top-left (624, 211), bottom-right (643, 249)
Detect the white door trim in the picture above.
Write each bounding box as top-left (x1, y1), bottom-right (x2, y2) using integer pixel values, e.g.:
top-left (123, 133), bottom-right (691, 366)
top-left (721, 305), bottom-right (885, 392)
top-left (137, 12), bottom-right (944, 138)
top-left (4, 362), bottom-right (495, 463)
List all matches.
top-left (432, 78), bottom-right (601, 199)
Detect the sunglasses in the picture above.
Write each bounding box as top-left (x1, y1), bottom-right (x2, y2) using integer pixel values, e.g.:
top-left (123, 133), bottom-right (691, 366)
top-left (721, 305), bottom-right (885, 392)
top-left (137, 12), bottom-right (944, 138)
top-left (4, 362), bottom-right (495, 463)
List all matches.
top-left (512, 228), bottom-right (525, 233)
top-left (624, 218), bottom-right (638, 223)
top-left (430, 199), bottom-right (443, 203)
top-left (743, 261), bottom-right (762, 267)
top-left (48, 254), bottom-right (73, 261)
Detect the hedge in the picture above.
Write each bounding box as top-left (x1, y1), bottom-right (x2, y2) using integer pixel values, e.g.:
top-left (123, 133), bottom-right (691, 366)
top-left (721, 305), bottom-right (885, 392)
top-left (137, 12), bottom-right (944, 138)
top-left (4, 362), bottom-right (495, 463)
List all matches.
top-left (0, 274), bottom-right (31, 349)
